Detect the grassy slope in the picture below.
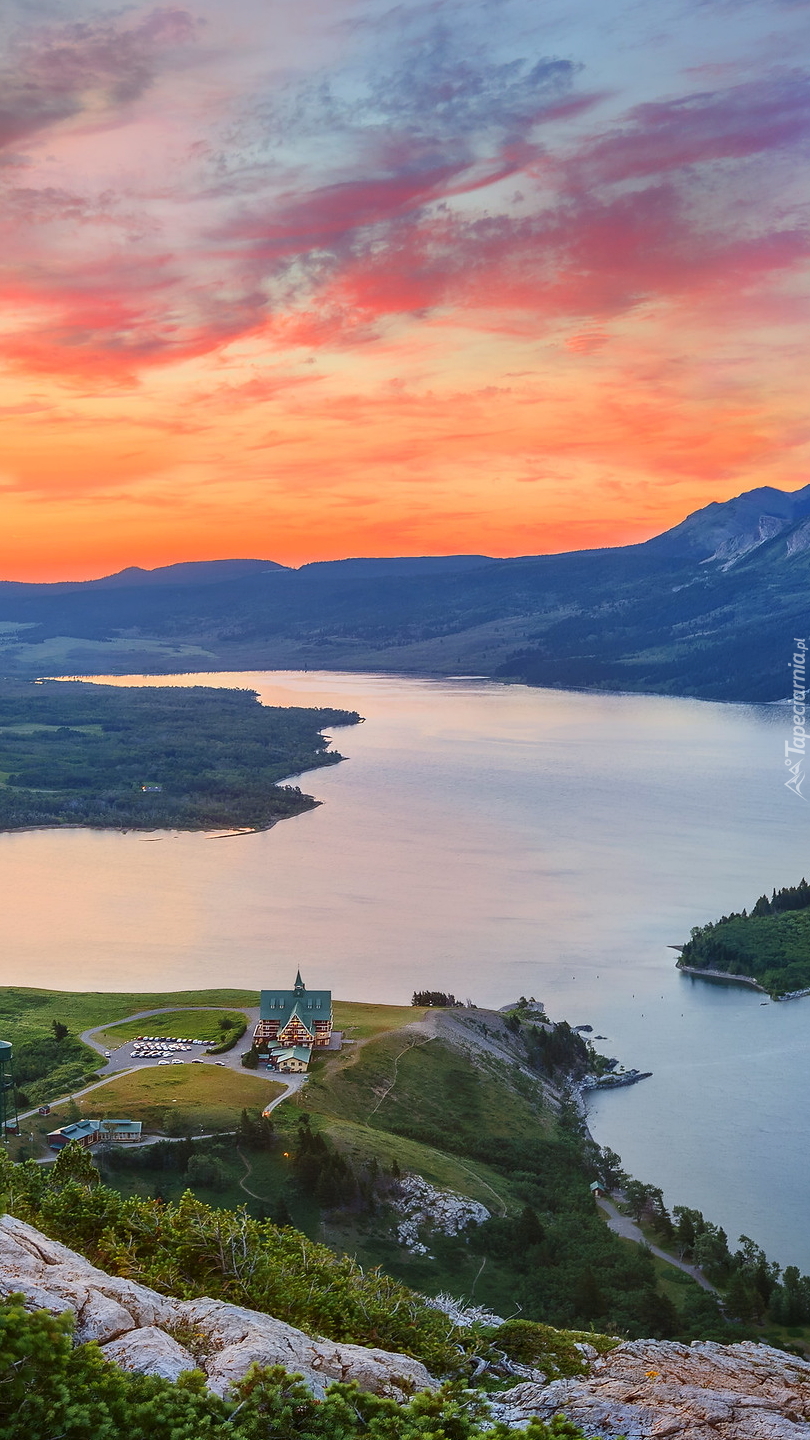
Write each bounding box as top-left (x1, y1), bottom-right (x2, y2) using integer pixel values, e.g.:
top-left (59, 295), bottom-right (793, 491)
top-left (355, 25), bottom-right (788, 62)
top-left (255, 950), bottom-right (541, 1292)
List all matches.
top-left (282, 1015), bottom-right (561, 1309)
top-left (299, 1028), bottom-right (551, 1148)
top-left (65, 1065), bottom-right (283, 1133)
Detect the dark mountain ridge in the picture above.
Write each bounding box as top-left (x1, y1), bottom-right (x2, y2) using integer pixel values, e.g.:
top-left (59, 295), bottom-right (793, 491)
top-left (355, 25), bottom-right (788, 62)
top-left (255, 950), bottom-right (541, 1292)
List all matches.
top-left (1, 484), bottom-right (808, 701)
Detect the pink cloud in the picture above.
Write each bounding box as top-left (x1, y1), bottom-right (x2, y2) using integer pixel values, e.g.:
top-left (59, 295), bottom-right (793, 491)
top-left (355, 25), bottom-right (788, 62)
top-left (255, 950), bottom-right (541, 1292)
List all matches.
top-left (0, 8), bottom-right (198, 152)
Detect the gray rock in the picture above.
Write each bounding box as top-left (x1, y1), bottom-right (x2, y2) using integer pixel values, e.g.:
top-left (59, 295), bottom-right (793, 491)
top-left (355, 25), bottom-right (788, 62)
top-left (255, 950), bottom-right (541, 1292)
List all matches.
top-left (177, 1296), bottom-right (436, 1398)
top-left (101, 1327), bottom-right (198, 1382)
top-left (0, 1215), bottom-right (435, 1400)
top-left (488, 1338), bottom-right (810, 1438)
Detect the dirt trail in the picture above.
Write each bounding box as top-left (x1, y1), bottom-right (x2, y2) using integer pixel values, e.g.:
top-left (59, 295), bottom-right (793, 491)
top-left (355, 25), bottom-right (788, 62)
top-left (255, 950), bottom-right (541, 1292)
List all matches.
top-left (236, 1146), bottom-right (273, 1204)
top-left (367, 1032), bottom-right (437, 1119)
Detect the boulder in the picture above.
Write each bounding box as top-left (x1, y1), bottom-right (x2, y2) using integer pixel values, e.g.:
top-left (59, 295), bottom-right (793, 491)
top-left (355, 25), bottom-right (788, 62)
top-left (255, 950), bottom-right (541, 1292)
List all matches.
top-left (0, 1214), bottom-right (174, 1332)
top-left (101, 1327), bottom-right (198, 1383)
top-left (0, 1215), bottom-right (435, 1400)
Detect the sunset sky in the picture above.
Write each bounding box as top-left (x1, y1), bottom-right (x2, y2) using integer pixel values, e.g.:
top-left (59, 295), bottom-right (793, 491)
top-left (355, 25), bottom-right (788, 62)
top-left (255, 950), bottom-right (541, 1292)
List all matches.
top-left (1, 0), bottom-right (808, 579)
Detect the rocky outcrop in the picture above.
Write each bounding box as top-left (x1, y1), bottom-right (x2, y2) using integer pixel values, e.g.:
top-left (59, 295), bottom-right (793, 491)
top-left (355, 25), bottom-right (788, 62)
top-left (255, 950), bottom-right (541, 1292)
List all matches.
top-left (6, 1214), bottom-right (810, 1434)
top-left (0, 1214), bottom-right (434, 1399)
top-left (100, 1327), bottom-right (199, 1383)
top-left (177, 1296), bottom-right (437, 1398)
top-left (392, 1174), bottom-right (490, 1255)
top-left (489, 1337), bottom-right (810, 1438)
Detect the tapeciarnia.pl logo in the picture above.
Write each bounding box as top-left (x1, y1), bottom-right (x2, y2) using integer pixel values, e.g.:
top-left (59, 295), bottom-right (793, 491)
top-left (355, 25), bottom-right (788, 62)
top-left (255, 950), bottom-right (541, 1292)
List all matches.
top-left (785, 638), bottom-right (807, 799)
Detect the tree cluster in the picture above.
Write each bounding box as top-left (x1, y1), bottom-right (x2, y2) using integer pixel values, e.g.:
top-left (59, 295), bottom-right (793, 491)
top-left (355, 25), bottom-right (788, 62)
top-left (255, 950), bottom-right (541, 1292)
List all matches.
top-left (411, 992), bottom-right (462, 1007)
top-left (292, 1117), bottom-right (393, 1212)
top-left (681, 878), bottom-right (810, 995)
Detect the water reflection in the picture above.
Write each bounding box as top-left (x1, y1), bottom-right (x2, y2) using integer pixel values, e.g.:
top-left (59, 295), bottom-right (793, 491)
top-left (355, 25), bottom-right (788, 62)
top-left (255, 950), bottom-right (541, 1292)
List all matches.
top-left (1, 671), bottom-right (806, 1266)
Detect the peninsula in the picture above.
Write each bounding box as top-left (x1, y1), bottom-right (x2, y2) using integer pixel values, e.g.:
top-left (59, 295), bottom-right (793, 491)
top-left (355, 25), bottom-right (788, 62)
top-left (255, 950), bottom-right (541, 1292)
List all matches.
top-left (677, 879), bottom-right (810, 999)
top-left (0, 680), bottom-right (360, 832)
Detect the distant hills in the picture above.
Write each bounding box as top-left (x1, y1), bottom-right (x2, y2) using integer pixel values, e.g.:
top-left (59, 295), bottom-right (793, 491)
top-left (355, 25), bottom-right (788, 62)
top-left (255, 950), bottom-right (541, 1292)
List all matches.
top-left (2, 484), bottom-right (809, 701)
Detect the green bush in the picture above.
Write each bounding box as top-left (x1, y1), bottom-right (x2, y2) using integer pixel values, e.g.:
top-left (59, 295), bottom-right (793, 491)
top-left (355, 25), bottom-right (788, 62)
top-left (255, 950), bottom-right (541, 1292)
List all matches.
top-left (0, 1297), bottom-right (589, 1440)
top-left (1, 1147), bottom-right (460, 1374)
top-left (493, 1319), bottom-right (617, 1378)
top-left (206, 1022), bottom-right (247, 1055)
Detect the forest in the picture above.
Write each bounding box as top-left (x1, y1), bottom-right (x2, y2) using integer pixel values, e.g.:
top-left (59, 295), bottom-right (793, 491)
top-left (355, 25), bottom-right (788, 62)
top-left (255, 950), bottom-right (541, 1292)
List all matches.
top-left (679, 880), bottom-right (810, 997)
top-left (0, 680), bottom-right (359, 831)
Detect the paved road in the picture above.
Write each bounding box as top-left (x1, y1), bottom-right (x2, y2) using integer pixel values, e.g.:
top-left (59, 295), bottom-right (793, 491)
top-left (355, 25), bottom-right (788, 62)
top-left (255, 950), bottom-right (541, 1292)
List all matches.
top-left (18, 1004), bottom-right (272, 1129)
top-left (80, 1005), bottom-right (261, 1078)
top-left (261, 1074), bottom-right (308, 1115)
top-left (597, 1195), bottom-right (718, 1293)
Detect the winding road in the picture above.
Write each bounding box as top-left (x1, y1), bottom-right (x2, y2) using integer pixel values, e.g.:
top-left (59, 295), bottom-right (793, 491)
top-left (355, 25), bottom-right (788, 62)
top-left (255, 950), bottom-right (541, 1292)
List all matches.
top-left (596, 1194), bottom-right (718, 1293)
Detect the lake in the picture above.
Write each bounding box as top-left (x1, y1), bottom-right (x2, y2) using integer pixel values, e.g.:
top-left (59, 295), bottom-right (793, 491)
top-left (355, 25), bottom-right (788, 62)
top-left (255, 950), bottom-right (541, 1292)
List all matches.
top-left (2, 670), bottom-right (808, 1269)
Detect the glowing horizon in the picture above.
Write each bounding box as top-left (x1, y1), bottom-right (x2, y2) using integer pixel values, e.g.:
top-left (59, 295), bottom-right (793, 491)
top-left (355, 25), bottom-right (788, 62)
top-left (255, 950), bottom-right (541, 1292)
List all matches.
top-left (1, 0), bottom-right (808, 582)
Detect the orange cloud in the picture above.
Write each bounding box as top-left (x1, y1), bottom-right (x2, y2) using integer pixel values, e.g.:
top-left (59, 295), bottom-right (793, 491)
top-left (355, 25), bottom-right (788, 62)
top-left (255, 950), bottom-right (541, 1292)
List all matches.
top-left (0, 1), bottom-right (807, 576)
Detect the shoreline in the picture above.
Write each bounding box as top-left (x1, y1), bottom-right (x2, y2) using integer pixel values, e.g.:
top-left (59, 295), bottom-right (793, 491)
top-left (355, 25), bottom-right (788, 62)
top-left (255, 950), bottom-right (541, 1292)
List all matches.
top-left (675, 962), bottom-right (767, 993)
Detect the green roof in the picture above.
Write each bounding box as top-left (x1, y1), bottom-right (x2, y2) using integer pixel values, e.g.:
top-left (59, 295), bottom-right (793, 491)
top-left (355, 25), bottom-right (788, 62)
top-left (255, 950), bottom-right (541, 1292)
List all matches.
top-left (260, 973), bottom-right (331, 1028)
top-left (269, 1045), bottom-right (312, 1064)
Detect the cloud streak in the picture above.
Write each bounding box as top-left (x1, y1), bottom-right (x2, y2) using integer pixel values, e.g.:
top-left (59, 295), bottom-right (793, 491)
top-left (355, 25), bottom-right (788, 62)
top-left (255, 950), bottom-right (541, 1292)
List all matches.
top-left (0, 0), bottom-right (807, 573)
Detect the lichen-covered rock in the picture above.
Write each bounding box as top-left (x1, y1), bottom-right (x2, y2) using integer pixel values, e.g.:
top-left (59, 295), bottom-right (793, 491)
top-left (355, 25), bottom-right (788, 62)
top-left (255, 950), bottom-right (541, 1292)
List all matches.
top-left (0, 1213), bottom-right (173, 1334)
top-left (0, 1215), bottom-right (435, 1400)
top-left (488, 1337), bottom-right (810, 1438)
top-left (101, 1327), bottom-right (198, 1382)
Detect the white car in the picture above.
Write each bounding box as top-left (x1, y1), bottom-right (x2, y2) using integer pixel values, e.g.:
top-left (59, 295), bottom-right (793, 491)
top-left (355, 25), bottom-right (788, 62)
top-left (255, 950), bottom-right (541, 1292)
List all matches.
top-left (158, 1059), bottom-right (172, 1065)
top-left (172, 1059), bottom-right (185, 1065)
top-left (214, 1060), bottom-right (226, 1066)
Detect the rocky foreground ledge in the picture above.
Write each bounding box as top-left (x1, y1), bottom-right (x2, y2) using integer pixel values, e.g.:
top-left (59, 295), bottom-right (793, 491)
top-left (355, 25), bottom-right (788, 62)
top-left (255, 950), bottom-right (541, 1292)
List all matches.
top-left (3, 1215), bottom-right (810, 1438)
top-left (489, 1340), bottom-right (810, 1438)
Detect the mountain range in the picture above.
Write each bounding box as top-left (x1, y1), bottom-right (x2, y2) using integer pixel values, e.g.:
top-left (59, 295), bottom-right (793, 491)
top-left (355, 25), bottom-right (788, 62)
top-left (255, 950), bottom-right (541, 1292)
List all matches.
top-left (2, 483), bottom-right (810, 701)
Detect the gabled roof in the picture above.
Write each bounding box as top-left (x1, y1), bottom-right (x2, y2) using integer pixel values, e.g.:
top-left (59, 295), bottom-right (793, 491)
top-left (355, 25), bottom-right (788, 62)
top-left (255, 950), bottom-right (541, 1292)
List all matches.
top-left (259, 973), bottom-right (331, 1027)
top-left (49, 1120), bottom-right (99, 1141)
top-left (269, 1044), bottom-right (312, 1064)
top-left (48, 1117), bottom-right (143, 1141)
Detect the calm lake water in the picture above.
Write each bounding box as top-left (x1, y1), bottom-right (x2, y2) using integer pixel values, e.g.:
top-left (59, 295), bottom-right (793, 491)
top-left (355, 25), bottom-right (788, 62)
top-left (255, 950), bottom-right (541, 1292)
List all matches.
top-left (2, 671), bottom-right (808, 1268)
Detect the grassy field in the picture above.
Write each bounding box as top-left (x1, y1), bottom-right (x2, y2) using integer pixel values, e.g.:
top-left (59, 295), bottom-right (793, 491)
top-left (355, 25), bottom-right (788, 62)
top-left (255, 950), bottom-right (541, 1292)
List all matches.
top-left (99, 1009), bottom-right (250, 1046)
top-left (0, 990), bottom-right (426, 1044)
top-left (332, 1001), bottom-right (426, 1039)
top-left (0, 986), bottom-right (260, 1041)
top-left (68, 1065), bottom-right (285, 1133)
